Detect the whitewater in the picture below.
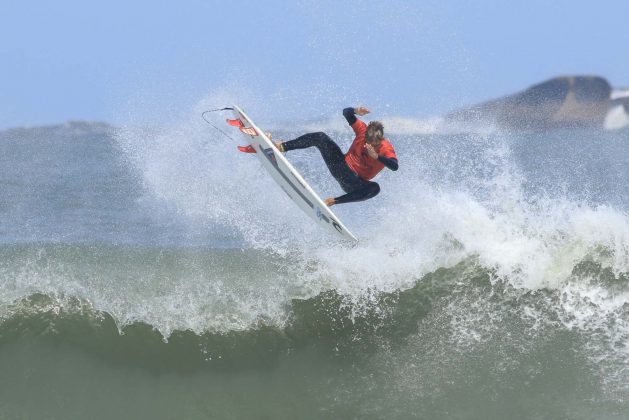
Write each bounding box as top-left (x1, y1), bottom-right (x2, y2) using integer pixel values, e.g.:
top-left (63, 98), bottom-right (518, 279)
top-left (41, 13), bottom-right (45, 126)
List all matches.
top-left (1, 98), bottom-right (629, 419)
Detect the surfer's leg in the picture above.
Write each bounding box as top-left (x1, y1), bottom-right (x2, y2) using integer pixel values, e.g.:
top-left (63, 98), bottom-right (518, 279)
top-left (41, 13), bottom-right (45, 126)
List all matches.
top-left (333, 181), bottom-right (380, 205)
top-left (282, 133), bottom-right (374, 198)
top-left (282, 132), bottom-right (349, 178)
top-left (282, 132), bottom-right (343, 156)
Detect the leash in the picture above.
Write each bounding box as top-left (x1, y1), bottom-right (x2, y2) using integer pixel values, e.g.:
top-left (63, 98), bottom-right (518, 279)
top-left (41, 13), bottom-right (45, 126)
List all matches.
top-left (201, 107), bottom-right (236, 142)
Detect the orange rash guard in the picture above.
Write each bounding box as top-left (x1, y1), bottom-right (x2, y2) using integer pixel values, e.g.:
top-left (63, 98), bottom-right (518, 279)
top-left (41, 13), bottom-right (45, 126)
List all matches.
top-left (344, 118), bottom-right (397, 181)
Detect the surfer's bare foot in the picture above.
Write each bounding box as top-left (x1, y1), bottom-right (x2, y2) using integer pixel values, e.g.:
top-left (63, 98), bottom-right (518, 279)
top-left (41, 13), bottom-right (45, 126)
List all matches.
top-left (324, 197), bottom-right (335, 206)
top-left (263, 132), bottom-right (284, 151)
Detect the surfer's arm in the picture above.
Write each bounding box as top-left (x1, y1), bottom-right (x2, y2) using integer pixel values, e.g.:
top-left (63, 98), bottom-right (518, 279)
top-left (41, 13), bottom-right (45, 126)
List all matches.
top-left (378, 156), bottom-right (398, 171)
top-left (343, 106), bottom-right (370, 126)
top-left (343, 107), bottom-right (357, 125)
top-left (365, 143), bottom-right (399, 171)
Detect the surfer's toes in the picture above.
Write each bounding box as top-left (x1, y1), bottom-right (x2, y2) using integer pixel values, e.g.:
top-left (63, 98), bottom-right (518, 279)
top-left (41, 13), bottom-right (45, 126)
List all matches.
top-left (261, 132), bottom-right (285, 151)
top-left (260, 132), bottom-right (285, 151)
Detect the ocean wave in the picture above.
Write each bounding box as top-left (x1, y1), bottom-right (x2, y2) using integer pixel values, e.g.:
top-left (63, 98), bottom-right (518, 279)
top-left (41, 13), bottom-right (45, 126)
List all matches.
top-left (0, 260), bottom-right (483, 371)
top-left (1, 255), bottom-right (628, 375)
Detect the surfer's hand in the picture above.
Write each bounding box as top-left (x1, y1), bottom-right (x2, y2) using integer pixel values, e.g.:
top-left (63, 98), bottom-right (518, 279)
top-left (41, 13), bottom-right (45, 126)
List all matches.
top-left (324, 197), bottom-right (335, 207)
top-left (355, 106), bottom-right (370, 116)
top-left (365, 143), bottom-right (378, 159)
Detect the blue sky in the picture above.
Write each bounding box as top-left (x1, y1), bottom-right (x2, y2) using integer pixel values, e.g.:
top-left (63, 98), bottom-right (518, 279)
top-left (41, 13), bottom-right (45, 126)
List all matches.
top-left (1, 0), bottom-right (627, 129)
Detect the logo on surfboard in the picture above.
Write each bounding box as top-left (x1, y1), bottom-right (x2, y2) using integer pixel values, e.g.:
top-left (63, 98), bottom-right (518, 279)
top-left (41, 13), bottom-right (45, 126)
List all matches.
top-left (240, 126), bottom-right (257, 136)
top-left (261, 147), bottom-right (278, 167)
top-left (315, 208), bottom-right (343, 233)
top-left (316, 207), bottom-right (330, 223)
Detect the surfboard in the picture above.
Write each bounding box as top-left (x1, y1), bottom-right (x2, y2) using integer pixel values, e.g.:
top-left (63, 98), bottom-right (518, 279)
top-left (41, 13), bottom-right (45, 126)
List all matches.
top-left (229, 105), bottom-right (358, 241)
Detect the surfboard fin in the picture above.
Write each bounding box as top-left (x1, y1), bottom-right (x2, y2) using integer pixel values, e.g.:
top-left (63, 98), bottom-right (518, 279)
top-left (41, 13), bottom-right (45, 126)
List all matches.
top-left (237, 145), bottom-right (256, 153)
top-left (226, 118), bottom-right (244, 127)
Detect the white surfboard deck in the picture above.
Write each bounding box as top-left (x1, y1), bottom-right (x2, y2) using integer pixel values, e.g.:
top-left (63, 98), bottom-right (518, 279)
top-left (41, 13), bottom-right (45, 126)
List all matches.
top-left (230, 105), bottom-right (358, 242)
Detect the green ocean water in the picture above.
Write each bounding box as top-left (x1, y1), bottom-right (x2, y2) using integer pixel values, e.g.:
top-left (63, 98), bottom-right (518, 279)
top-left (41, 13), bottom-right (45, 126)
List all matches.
top-left (1, 121), bottom-right (629, 419)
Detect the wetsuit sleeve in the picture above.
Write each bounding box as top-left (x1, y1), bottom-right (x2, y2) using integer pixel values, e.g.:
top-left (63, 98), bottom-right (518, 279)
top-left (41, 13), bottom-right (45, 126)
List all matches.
top-left (378, 156), bottom-right (399, 171)
top-left (343, 107), bottom-right (366, 136)
top-left (343, 107), bottom-right (357, 125)
top-left (377, 142), bottom-right (398, 170)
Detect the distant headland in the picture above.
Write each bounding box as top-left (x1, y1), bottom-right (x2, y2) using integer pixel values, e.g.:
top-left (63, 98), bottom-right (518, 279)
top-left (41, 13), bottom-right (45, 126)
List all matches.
top-left (445, 75), bottom-right (629, 131)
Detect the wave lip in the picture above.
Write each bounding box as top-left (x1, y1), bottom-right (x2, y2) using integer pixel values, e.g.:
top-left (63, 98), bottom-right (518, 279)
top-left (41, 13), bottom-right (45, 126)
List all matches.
top-left (0, 259), bottom-right (484, 369)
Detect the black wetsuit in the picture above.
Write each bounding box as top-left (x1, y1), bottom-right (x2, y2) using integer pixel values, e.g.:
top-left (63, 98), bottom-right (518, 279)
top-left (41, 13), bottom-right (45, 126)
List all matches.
top-left (281, 108), bottom-right (398, 205)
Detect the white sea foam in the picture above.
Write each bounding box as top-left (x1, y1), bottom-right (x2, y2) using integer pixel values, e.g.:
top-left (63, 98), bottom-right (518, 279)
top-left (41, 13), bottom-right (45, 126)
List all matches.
top-left (113, 93), bottom-right (629, 292)
top-left (4, 92), bottom-right (625, 349)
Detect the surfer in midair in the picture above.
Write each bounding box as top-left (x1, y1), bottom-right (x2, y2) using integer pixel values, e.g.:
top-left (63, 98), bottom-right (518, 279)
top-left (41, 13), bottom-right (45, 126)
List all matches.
top-left (267, 107), bottom-right (398, 206)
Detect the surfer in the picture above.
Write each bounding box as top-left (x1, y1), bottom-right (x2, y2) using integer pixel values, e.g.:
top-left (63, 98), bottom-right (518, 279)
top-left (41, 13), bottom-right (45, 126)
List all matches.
top-left (276, 107), bottom-right (398, 206)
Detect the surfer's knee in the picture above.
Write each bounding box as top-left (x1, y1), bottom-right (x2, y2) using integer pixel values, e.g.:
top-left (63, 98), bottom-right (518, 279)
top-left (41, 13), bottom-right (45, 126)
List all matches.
top-left (366, 182), bottom-right (380, 199)
top-left (310, 132), bottom-right (336, 153)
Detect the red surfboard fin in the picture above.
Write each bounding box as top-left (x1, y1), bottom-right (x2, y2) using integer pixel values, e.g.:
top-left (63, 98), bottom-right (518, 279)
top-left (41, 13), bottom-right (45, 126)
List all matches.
top-left (237, 145), bottom-right (256, 153)
top-left (226, 118), bottom-right (244, 127)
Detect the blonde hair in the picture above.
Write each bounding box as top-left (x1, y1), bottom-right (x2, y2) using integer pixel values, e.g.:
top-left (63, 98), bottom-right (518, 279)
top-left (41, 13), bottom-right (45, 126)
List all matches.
top-left (366, 121), bottom-right (384, 143)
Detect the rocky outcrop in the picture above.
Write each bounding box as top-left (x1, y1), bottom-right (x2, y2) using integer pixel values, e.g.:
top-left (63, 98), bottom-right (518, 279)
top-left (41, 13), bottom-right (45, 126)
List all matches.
top-left (445, 76), bottom-right (628, 131)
